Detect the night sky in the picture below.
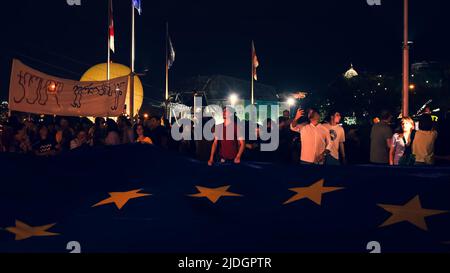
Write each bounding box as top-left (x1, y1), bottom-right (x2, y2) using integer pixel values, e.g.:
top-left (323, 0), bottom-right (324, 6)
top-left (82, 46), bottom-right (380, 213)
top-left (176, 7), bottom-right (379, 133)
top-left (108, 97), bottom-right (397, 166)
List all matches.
top-left (1, 0), bottom-right (449, 102)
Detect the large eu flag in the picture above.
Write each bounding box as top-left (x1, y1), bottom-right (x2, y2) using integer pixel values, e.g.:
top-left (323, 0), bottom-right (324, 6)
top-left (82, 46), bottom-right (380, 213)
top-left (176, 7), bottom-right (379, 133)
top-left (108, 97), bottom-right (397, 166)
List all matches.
top-left (0, 145), bottom-right (449, 253)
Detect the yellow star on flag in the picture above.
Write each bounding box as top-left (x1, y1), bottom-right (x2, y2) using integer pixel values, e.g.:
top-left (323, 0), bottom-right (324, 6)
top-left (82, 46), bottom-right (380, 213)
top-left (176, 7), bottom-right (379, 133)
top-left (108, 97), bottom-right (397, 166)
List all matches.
top-left (189, 185), bottom-right (242, 204)
top-left (6, 220), bottom-right (59, 241)
top-left (283, 179), bottom-right (344, 205)
top-left (378, 195), bottom-right (448, 231)
top-left (92, 189), bottom-right (151, 210)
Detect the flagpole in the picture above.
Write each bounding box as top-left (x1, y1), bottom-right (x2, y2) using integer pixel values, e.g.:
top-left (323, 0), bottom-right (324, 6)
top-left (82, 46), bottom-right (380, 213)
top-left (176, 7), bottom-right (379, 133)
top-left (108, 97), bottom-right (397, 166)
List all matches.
top-left (164, 22), bottom-right (170, 119)
top-left (402, 0), bottom-right (409, 117)
top-left (107, 43), bottom-right (111, 80)
top-left (165, 22), bottom-right (169, 101)
top-left (107, 0), bottom-right (111, 82)
top-left (251, 41), bottom-right (254, 105)
top-left (130, 0), bottom-right (135, 120)
top-left (106, 0), bottom-right (111, 120)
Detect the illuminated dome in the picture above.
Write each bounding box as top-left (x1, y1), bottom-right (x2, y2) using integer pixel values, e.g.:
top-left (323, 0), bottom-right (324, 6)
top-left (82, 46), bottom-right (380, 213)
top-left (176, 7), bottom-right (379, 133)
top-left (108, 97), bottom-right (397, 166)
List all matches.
top-left (80, 63), bottom-right (143, 117)
top-left (344, 63), bottom-right (358, 79)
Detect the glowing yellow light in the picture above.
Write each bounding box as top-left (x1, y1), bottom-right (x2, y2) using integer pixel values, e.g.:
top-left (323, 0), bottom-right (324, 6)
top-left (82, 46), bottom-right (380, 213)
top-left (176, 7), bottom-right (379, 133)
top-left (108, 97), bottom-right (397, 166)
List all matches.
top-left (80, 63), bottom-right (144, 117)
top-left (143, 113), bottom-right (149, 119)
top-left (409, 84), bottom-right (416, 90)
top-left (47, 81), bottom-right (57, 94)
top-left (293, 92), bottom-right (307, 99)
top-left (229, 93), bottom-right (239, 105)
top-left (287, 97), bottom-right (296, 106)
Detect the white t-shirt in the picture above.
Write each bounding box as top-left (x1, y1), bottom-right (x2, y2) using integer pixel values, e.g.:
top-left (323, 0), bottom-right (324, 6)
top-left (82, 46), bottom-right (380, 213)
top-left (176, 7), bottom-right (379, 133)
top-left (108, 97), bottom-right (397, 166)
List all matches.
top-left (322, 123), bottom-right (345, 160)
top-left (291, 122), bottom-right (332, 164)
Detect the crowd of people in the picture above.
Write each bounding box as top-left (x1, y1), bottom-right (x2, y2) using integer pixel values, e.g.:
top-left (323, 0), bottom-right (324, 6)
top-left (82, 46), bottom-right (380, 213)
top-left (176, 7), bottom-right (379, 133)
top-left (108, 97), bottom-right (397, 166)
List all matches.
top-left (370, 110), bottom-right (445, 166)
top-left (0, 115), bottom-right (169, 156)
top-left (1, 106), bottom-right (449, 167)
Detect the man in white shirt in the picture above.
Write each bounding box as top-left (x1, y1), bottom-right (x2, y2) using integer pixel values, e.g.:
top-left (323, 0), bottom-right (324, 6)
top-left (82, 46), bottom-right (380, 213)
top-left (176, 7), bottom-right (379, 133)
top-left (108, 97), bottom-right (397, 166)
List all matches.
top-left (322, 111), bottom-right (346, 165)
top-left (290, 109), bottom-right (332, 164)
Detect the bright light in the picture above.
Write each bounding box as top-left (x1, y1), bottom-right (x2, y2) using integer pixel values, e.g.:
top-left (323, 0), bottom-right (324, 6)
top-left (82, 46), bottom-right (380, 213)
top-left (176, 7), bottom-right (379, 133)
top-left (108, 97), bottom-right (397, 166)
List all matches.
top-left (344, 117), bottom-right (357, 125)
top-left (287, 97), bottom-right (296, 106)
top-left (47, 81), bottom-right (57, 93)
top-left (409, 84), bottom-right (416, 90)
top-left (143, 113), bottom-right (149, 119)
top-left (229, 93), bottom-right (239, 105)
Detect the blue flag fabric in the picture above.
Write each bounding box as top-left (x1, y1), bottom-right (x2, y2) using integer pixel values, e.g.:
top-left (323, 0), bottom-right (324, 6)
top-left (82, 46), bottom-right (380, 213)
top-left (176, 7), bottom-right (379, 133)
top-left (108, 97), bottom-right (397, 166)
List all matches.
top-left (168, 35), bottom-right (176, 69)
top-left (133, 0), bottom-right (141, 15)
top-left (0, 145), bottom-right (450, 253)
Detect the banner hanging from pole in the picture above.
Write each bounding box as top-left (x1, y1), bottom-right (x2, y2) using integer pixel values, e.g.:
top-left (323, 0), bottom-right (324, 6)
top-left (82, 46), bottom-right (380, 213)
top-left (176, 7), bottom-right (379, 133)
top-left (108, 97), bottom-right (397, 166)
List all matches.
top-left (8, 59), bottom-right (129, 117)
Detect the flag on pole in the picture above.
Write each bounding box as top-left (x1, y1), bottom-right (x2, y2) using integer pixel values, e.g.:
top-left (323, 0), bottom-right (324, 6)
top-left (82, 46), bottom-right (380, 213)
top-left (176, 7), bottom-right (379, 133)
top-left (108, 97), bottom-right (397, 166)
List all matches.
top-left (109, 0), bottom-right (115, 53)
top-left (133, 0), bottom-right (142, 15)
top-left (252, 41), bottom-right (259, 81)
top-left (168, 35), bottom-right (176, 69)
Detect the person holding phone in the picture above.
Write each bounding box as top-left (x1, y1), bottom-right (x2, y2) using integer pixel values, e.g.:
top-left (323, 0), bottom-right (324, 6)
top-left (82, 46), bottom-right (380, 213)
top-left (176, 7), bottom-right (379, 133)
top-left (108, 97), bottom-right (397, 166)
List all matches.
top-left (290, 108), bottom-right (332, 165)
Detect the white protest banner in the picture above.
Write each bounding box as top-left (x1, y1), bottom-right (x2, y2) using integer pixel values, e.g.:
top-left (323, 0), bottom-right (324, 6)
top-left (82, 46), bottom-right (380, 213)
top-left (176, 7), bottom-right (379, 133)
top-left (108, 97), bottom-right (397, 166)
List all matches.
top-left (9, 59), bottom-right (129, 117)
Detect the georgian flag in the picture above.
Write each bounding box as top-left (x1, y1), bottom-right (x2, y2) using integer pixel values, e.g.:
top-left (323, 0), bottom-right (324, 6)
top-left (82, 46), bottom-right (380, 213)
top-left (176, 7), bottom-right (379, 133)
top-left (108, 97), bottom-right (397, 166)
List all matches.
top-left (252, 41), bottom-right (259, 81)
top-left (109, 0), bottom-right (115, 52)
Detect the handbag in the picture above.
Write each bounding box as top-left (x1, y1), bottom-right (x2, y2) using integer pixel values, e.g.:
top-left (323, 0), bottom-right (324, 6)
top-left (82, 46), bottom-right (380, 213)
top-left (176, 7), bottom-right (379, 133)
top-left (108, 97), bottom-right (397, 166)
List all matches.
top-left (398, 130), bottom-right (416, 166)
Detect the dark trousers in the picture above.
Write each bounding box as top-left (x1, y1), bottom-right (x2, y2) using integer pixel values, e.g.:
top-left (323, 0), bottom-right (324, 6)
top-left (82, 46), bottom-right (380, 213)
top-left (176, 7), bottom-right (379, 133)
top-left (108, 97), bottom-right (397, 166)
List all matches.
top-left (325, 154), bottom-right (340, 165)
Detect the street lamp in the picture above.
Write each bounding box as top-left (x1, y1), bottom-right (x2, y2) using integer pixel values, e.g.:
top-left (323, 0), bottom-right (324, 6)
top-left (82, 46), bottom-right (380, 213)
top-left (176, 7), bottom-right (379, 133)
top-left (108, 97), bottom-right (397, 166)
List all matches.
top-left (229, 93), bottom-right (239, 105)
top-left (402, 0), bottom-right (410, 117)
top-left (287, 97), bottom-right (296, 106)
top-left (370, 0), bottom-right (410, 116)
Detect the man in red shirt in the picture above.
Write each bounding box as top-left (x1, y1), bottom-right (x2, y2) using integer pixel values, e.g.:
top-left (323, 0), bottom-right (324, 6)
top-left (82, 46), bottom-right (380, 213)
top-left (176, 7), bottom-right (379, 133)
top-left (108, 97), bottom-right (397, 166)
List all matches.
top-left (208, 107), bottom-right (245, 166)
